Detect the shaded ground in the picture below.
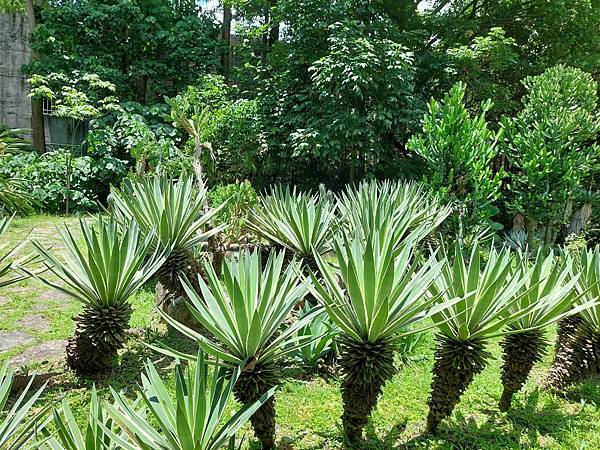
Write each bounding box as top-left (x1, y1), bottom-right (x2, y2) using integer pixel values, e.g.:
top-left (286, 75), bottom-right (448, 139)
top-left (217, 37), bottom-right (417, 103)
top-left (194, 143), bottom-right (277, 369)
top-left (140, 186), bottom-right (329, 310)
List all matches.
top-left (2, 215), bottom-right (600, 449)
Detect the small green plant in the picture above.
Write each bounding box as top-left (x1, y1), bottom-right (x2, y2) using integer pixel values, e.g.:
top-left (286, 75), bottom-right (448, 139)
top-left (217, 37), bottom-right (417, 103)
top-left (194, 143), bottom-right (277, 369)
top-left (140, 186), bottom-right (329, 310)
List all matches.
top-left (0, 363), bottom-right (52, 450)
top-left (290, 305), bottom-right (339, 369)
top-left (407, 83), bottom-right (505, 241)
top-left (208, 181), bottom-right (258, 245)
top-left (106, 351), bottom-right (275, 450)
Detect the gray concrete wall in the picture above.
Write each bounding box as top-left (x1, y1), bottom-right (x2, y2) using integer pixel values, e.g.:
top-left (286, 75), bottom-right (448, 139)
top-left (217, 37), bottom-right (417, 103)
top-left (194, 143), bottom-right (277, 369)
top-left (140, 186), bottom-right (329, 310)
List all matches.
top-left (0, 13), bottom-right (32, 131)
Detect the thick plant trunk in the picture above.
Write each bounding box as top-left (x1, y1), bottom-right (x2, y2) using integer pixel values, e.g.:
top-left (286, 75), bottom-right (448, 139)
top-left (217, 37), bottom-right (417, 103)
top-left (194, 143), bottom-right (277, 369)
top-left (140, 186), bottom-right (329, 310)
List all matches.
top-left (544, 315), bottom-right (582, 388)
top-left (338, 336), bottom-right (396, 443)
top-left (427, 337), bottom-right (489, 433)
top-left (499, 330), bottom-right (546, 412)
top-left (234, 363), bottom-right (279, 449)
top-left (66, 304), bottom-right (132, 378)
top-left (221, 5), bottom-right (232, 75)
top-left (545, 322), bottom-right (600, 390)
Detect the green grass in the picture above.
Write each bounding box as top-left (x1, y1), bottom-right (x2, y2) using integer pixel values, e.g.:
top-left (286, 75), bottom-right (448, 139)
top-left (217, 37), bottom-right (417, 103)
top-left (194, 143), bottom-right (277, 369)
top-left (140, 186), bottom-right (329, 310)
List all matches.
top-left (2, 215), bottom-right (600, 449)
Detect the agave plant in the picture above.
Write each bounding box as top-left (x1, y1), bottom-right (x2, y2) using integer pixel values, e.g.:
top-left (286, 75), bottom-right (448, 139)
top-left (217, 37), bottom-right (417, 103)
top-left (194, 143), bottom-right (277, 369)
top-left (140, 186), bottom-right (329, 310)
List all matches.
top-left (158, 250), bottom-right (319, 449)
top-left (545, 247), bottom-right (600, 389)
top-left (309, 220), bottom-right (448, 443)
top-left (42, 387), bottom-right (126, 450)
top-left (247, 185), bottom-right (337, 271)
top-left (290, 304), bottom-right (339, 369)
top-left (105, 350), bottom-right (275, 450)
top-left (0, 129), bottom-right (37, 214)
top-left (0, 363), bottom-right (51, 450)
top-left (31, 215), bottom-right (164, 376)
top-left (498, 250), bottom-right (585, 411)
top-left (111, 176), bottom-right (224, 326)
top-left (425, 244), bottom-right (534, 433)
top-left (337, 179), bottom-right (450, 250)
top-left (0, 216), bottom-right (38, 288)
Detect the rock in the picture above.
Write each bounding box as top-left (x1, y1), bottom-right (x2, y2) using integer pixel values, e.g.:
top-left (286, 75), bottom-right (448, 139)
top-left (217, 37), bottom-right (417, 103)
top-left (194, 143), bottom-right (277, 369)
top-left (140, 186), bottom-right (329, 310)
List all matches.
top-left (0, 331), bottom-right (35, 353)
top-left (18, 314), bottom-right (50, 333)
top-left (0, 296), bottom-right (10, 306)
top-left (9, 340), bottom-right (67, 367)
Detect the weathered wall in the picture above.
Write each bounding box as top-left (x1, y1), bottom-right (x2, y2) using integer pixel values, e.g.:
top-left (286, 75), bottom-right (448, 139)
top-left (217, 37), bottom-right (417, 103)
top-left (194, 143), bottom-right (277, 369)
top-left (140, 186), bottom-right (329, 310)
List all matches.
top-left (0, 13), bottom-right (32, 130)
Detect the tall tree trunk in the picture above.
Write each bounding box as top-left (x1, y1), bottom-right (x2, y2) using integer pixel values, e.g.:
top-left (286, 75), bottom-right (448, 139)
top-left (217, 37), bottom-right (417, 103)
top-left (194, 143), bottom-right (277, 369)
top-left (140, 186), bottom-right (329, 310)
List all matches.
top-left (221, 5), bottom-right (232, 74)
top-left (26, 0), bottom-right (46, 153)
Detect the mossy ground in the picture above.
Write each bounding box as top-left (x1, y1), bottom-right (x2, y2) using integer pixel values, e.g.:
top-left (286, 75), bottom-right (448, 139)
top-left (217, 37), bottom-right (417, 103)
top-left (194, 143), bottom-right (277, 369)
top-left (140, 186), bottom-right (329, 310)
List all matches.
top-left (2, 215), bottom-right (600, 449)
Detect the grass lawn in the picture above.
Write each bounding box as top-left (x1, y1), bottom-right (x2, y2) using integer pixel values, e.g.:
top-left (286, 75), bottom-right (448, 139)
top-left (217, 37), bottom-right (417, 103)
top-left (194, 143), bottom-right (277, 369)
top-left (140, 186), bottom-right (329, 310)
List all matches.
top-left (2, 215), bottom-right (600, 449)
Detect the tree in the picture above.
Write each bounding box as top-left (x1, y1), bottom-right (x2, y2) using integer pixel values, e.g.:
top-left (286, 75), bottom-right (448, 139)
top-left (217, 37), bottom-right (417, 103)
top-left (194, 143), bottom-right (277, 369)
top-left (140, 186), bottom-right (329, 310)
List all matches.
top-left (502, 65), bottom-right (600, 247)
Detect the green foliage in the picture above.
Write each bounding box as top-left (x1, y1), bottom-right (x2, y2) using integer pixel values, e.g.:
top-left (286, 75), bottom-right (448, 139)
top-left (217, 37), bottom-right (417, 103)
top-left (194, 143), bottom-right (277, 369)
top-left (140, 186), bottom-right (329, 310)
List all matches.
top-left (0, 129), bottom-right (38, 214)
top-left (111, 176), bottom-right (224, 256)
top-left (446, 27), bottom-right (519, 116)
top-left (161, 250), bottom-right (318, 367)
top-left (0, 151), bottom-right (127, 213)
top-left (502, 65), bottom-right (600, 241)
top-left (247, 185), bottom-right (338, 258)
top-left (337, 179), bottom-right (450, 250)
top-left (44, 388), bottom-right (126, 450)
top-left (106, 351), bottom-right (275, 450)
top-left (0, 363), bottom-right (51, 450)
top-left (310, 221), bottom-right (446, 346)
top-left (28, 0), bottom-right (220, 104)
top-left (31, 216), bottom-right (163, 322)
top-left (0, 0), bottom-right (23, 13)
top-left (208, 181), bottom-right (258, 245)
top-left (407, 83), bottom-right (505, 238)
top-left (290, 305), bottom-right (339, 368)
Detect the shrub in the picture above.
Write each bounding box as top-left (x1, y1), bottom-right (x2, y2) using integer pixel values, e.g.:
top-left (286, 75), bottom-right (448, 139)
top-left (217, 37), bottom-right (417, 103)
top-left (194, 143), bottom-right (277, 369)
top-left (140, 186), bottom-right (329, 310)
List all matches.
top-left (502, 65), bottom-right (600, 246)
top-left (407, 82), bottom-right (505, 240)
top-left (0, 150), bottom-right (127, 213)
top-left (207, 181), bottom-right (258, 245)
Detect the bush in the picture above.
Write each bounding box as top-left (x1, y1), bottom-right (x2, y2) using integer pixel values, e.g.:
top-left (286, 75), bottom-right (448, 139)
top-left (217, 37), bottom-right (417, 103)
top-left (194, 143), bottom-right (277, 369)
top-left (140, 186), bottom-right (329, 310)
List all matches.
top-left (207, 181), bottom-right (258, 244)
top-left (0, 150), bottom-right (127, 214)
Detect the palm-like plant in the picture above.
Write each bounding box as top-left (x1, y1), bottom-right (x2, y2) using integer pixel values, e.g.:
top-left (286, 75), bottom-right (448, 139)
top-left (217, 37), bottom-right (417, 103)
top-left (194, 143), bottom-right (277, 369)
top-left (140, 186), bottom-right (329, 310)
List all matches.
top-left (43, 387), bottom-right (126, 450)
top-left (0, 216), bottom-right (38, 288)
top-left (105, 350), bottom-right (275, 450)
top-left (309, 221), bottom-right (447, 443)
top-left (0, 128), bottom-right (37, 214)
top-left (111, 176), bottom-right (224, 325)
top-left (0, 363), bottom-right (51, 450)
top-left (158, 250), bottom-right (319, 450)
top-left (426, 245), bottom-right (533, 433)
top-left (498, 250), bottom-right (584, 411)
top-left (337, 179), bottom-right (450, 250)
top-left (31, 215), bottom-right (164, 376)
top-left (247, 185), bottom-right (337, 271)
top-left (545, 247), bottom-right (600, 389)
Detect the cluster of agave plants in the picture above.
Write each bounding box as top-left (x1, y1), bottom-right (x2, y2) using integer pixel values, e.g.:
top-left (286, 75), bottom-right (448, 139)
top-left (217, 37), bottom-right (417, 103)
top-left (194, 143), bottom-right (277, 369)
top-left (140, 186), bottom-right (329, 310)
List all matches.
top-left (1, 177), bottom-right (600, 449)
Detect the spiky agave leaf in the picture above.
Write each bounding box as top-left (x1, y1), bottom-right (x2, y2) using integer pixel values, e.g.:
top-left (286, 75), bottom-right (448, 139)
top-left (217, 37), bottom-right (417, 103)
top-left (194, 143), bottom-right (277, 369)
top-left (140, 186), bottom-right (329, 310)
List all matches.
top-left (337, 179), bottom-right (450, 250)
top-left (546, 246), bottom-right (600, 389)
top-left (31, 215), bottom-right (164, 376)
top-left (156, 250), bottom-right (319, 449)
top-left (105, 350), bottom-right (275, 450)
top-left (247, 185), bottom-right (337, 267)
top-left (290, 304), bottom-right (339, 369)
top-left (0, 216), bottom-right (40, 288)
top-left (42, 387), bottom-right (126, 450)
top-left (426, 244), bottom-right (534, 433)
top-left (498, 250), bottom-right (585, 411)
top-left (0, 363), bottom-right (52, 450)
top-left (310, 220), bottom-right (449, 442)
top-left (111, 176), bottom-right (226, 301)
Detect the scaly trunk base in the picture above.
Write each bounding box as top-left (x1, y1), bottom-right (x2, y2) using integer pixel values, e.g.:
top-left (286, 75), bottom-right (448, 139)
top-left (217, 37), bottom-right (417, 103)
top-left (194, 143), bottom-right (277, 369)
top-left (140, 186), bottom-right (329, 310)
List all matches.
top-left (544, 315), bottom-right (583, 389)
top-left (545, 322), bottom-right (600, 390)
top-left (499, 330), bottom-right (547, 412)
top-left (427, 337), bottom-right (489, 433)
top-left (338, 336), bottom-right (396, 443)
top-left (234, 363), bottom-right (279, 449)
